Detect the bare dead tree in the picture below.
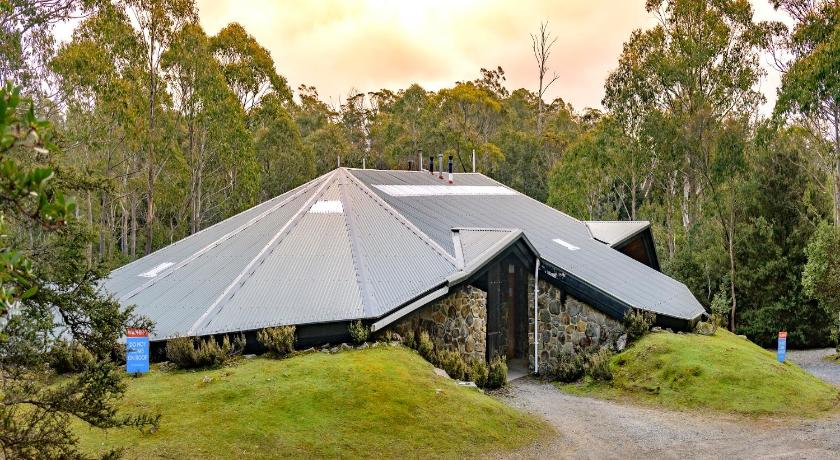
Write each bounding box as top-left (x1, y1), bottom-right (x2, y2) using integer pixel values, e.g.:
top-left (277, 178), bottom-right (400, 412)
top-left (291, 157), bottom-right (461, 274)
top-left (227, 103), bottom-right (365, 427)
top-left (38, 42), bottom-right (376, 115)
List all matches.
top-left (531, 21), bottom-right (560, 134)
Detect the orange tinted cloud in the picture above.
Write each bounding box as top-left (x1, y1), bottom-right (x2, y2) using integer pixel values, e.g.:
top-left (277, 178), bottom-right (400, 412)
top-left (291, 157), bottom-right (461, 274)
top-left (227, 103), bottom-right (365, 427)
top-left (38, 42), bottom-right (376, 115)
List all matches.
top-left (196, 0), bottom-right (785, 111)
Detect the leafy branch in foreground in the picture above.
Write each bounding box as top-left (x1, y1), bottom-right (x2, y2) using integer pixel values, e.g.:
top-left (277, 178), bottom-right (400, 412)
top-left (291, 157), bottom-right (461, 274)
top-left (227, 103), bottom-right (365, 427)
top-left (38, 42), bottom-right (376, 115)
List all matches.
top-left (0, 83), bottom-right (158, 460)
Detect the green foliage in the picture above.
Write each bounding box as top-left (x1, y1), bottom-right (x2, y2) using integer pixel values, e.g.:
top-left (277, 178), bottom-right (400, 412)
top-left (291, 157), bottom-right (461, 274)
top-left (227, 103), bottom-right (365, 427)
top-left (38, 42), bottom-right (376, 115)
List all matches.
top-left (402, 330), bottom-right (415, 349)
top-left (623, 309), bottom-right (655, 343)
top-left (585, 347), bottom-right (614, 382)
top-left (485, 356), bottom-right (508, 389)
top-left (803, 222), bottom-right (840, 318)
top-left (466, 358), bottom-right (489, 388)
top-left (49, 340), bottom-right (95, 374)
top-left (435, 348), bottom-right (467, 381)
top-left (347, 320), bottom-right (370, 345)
top-left (257, 325), bottom-right (296, 357)
top-left (165, 334), bottom-right (245, 369)
top-left (543, 352), bottom-right (586, 383)
top-left (417, 330), bottom-right (435, 361)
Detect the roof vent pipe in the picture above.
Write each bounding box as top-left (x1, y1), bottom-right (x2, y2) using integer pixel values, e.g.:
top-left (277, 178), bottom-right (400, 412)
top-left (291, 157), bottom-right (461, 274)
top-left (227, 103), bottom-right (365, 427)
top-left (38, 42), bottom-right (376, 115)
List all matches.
top-left (337, 155), bottom-right (341, 168)
top-left (408, 160), bottom-right (413, 171)
top-left (418, 149), bottom-right (423, 171)
top-left (448, 156), bottom-right (454, 184)
top-left (429, 156), bottom-right (434, 174)
top-left (362, 157), bottom-right (366, 169)
top-left (472, 149), bottom-right (476, 173)
top-left (438, 154), bottom-right (444, 180)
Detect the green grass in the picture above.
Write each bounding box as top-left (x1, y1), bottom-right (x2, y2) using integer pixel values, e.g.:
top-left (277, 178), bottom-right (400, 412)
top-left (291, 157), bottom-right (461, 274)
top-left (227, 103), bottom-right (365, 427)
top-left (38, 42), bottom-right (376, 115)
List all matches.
top-left (76, 346), bottom-right (549, 459)
top-left (557, 330), bottom-right (839, 417)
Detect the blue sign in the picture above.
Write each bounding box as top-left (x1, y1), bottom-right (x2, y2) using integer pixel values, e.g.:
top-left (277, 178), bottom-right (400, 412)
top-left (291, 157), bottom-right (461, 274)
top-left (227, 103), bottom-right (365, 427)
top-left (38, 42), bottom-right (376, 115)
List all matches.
top-left (777, 331), bottom-right (787, 363)
top-left (126, 328), bottom-right (150, 373)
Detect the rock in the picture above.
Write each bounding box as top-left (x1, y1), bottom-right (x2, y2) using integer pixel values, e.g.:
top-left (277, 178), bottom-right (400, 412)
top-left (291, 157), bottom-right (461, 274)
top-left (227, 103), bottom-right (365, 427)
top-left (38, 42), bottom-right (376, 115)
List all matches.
top-left (737, 334), bottom-right (748, 340)
top-left (372, 342), bottom-right (381, 348)
top-left (549, 299), bottom-right (562, 315)
top-left (391, 333), bottom-right (402, 342)
top-left (560, 312), bottom-right (571, 324)
top-left (330, 346), bottom-right (339, 353)
top-left (576, 320), bottom-right (587, 333)
top-left (243, 354), bottom-right (256, 359)
top-left (358, 342), bottom-right (369, 349)
top-left (457, 381), bottom-right (478, 388)
top-left (389, 341), bottom-right (400, 347)
top-left (201, 376), bottom-right (212, 384)
top-left (433, 367), bottom-right (450, 379)
top-left (616, 334), bottom-right (628, 352)
top-left (651, 326), bottom-right (663, 332)
top-left (340, 343), bottom-right (352, 350)
top-left (301, 347), bottom-right (315, 354)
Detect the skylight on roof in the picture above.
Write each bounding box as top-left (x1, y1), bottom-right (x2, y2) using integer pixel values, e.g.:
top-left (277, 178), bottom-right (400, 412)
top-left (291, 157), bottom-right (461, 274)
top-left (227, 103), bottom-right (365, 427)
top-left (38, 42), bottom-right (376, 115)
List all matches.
top-left (309, 200), bottom-right (343, 214)
top-left (553, 239), bottom-right (580, 251)
top-left (372, 185), bottom-right (518, 197)
top-left (138, 262), bottom-right (174, 278)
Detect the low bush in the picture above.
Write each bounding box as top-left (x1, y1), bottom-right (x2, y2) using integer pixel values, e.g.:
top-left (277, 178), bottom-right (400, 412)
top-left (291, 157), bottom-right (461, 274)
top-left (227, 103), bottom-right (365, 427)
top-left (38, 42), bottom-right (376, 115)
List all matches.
top-left (348, 321), bottom-right (370, 344)
top-left (485, 356), bottom-right (507, 389)
top-left (585, 347), bottom-right (613, 382)
top-left (544, 352), bottom-right (586, 383)
top-left (166, 334), bottom-right (246, 369)
top-left (50, 340), bottom-right (94, 374)
top-left (258, 325), bottom-right (296, 356)
top-left (467, 358), bottom-right (489, 388)
top-left (402, 330), bottom-right (415, 349)
top-left (623, 309), bottom-right (656, 343)
top-left (435, 349), bottom-right (467, 380)
top-left (694, 321), bottom-right (718, 336)
top-left (417, 330), bottom-right (435, 361)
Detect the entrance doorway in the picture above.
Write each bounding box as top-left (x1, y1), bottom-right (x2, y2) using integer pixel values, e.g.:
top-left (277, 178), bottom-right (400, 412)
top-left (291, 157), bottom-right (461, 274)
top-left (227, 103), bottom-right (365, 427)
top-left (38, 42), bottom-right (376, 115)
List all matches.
top-left (485, 255), bottom-right (529, 362)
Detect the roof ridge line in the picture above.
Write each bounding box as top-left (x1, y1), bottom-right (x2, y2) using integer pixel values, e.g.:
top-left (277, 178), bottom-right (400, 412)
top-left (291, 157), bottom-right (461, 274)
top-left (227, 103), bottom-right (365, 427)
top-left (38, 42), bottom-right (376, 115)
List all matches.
top-left (186, 170), bottom-right (339, 336)
top-left (338, 170), bottom-right (377, 317)
top-left (119, 175), bottom-right (326, 302)
top-left (343, 170), bottom-right (458, 268)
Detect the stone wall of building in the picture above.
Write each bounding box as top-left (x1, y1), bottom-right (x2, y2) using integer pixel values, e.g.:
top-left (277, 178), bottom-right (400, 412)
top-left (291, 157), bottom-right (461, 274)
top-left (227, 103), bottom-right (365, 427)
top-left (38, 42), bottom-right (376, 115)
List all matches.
top-left (387, 285), bottom-right (487, 363)
top-left (527, 278), bottom-right (624, 372)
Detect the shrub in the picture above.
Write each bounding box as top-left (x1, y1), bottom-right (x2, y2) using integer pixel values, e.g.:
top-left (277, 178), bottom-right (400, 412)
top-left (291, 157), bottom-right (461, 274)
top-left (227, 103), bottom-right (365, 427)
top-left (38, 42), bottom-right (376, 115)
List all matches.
top-left (258, 325), bottom-right (296, 356)
top-left (417, 330), bottom-right (435, 361)
top-left (467, 358), bottom-right (489, 388)
top-left (544, 352), bottom-right (586, 383)
top-left (623, 309), bottom-right (656, 343)
top-left (402, 330), bottom-right (415, 349)
top-left (435, 349), bottom-right (467, 380)
top-left (485, 356), bottom-right (507, 389)
top-left (49, 340), bottom-right (94, 374)
top-left (166, 334), bottom-right (245, 369)
top-left (694, 321), bottom-right (718, 336)
top-left (348, 320), bottom-right (370, 344)
top-left (585, 347), bottom-right (613, 382)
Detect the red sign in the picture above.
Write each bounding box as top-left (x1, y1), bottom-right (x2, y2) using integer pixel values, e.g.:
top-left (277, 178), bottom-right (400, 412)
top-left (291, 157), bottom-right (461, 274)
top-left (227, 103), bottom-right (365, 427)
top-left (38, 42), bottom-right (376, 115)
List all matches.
top-left (778, 331), bottom-right (787, 339)
top-left (126, 328), bottom-right (149, 338)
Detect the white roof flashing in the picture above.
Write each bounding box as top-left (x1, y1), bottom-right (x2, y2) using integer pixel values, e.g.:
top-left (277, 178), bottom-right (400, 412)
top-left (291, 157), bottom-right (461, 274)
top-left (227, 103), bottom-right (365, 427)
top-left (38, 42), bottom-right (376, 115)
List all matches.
top-left (309, 200), bottom-right (343, 214)
top-left (371, 184), bottom-right (517, 197)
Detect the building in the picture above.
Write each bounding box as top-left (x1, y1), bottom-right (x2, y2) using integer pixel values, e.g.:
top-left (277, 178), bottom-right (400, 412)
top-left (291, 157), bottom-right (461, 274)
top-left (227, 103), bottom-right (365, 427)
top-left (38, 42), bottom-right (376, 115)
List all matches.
top-left (104, 168), bottom-right (705, 373)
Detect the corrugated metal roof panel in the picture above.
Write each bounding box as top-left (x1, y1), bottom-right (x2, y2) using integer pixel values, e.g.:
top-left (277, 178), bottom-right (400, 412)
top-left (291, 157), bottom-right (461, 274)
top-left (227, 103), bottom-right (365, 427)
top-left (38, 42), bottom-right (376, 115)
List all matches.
top-left (349, 169), bottom-right (704, 321)
top-left (585, 221), bottom-right (650, 246)
top-left (457, 229), bottom-right (517, 266)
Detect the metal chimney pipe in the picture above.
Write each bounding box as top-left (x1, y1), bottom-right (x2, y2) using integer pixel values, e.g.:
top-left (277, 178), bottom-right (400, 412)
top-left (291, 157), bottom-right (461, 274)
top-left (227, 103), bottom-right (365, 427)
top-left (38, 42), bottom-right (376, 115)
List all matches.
top-left (337, 155), bottom-right (341, 168)
top-left (362, 157), bottom-right (366, 169)
top-left (472, 149), bottom-right (476, 173)
top-left (418, 149), bottom-right (423, 171)
top-left (438, 154), bottom-right (444, 180)
top-left (448, 156), bottom-right (454, 184)
top-left (408, 160), bottom-right (413, 171)
top-left (429, 156), bottom-right (434, 174)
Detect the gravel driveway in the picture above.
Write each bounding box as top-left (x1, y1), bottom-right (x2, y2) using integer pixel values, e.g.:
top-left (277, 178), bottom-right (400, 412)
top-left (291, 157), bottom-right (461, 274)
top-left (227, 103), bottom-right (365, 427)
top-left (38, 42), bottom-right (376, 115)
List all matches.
top-left (788, 348), bottom-right (840, 386)
top-left (494, 378), bottom-right (840, 459)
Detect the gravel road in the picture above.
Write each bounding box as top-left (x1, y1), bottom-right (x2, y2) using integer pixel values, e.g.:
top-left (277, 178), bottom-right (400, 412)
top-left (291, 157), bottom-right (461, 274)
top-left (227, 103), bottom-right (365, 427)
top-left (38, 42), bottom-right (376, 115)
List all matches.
top-left (788, 348), bottom-right (840, 385)
top-left (494, 378), bottom-right (840, 460)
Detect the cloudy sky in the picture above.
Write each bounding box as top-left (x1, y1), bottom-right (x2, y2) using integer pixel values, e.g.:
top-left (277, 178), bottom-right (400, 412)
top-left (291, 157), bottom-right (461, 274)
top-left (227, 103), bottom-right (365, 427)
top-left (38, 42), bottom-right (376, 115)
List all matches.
top-left (65, 1), bottom-right (778, 113)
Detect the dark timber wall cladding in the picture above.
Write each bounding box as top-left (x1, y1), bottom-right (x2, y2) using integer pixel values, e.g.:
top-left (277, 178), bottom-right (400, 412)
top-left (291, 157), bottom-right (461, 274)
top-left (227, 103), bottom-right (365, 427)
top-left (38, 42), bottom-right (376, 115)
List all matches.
top-left (387, 285), bottom-right (488, 363)
top-left (527, 278), bottom-right (624, 373)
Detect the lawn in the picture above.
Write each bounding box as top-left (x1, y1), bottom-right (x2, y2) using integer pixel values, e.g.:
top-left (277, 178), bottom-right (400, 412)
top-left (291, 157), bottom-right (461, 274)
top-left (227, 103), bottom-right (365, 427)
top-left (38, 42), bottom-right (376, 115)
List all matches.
top-left (557, 329), bottom-right (839, 417)
top-left (76, 346), bottom-right (549, 459)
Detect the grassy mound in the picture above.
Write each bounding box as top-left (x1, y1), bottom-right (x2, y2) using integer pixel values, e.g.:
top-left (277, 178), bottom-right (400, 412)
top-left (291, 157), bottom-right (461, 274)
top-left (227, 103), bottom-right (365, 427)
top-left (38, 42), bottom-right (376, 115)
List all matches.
top-left (77, 347), bottom-right (549, 459)
top-left (558, 330), bottom-right (839, 417)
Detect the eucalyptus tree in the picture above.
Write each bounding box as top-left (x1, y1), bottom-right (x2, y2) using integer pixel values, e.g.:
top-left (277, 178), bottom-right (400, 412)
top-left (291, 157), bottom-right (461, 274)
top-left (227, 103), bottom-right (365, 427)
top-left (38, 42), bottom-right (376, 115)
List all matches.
top-left (769, 0), bottom-right (840, 225)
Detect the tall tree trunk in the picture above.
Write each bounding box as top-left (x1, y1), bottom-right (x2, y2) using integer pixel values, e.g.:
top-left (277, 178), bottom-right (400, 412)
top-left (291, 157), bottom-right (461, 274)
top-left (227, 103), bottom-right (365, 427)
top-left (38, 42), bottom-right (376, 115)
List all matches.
top-left (130, 195), bottom-right (137, 259)
top-left (727, 221), bottom-right (737, 332)
top-left (833, 105), bottom-right (840, 226)
top-left (145, 21), bottom-right (157, 255)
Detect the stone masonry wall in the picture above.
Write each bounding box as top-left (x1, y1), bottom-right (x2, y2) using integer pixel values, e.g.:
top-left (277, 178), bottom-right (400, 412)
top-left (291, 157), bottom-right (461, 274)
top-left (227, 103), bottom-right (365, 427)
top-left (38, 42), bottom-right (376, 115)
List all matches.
top-left (527, 278), bottom-right (624, 373)
top-left (387, 285), bottom-right (487, 363)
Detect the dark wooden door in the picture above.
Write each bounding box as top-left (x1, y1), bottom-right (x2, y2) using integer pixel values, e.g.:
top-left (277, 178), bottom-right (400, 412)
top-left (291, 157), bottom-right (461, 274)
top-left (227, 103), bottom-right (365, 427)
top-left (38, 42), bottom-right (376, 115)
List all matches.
top-left (486, 264), bottom-right (503, 361)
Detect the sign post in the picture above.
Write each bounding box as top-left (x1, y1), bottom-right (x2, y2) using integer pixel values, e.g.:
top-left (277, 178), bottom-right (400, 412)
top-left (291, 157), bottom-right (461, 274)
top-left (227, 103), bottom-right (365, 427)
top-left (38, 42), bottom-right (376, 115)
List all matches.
top-left (777, 331), bottom-right (787, 363)
top-left (126, 328), bottom-right (149, 374)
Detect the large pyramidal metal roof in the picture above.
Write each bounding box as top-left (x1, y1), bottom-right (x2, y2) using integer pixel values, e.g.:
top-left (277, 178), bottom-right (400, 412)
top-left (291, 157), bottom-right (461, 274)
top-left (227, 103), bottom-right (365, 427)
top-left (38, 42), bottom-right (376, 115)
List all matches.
top-left (105, 168), bottom-right (705, 340)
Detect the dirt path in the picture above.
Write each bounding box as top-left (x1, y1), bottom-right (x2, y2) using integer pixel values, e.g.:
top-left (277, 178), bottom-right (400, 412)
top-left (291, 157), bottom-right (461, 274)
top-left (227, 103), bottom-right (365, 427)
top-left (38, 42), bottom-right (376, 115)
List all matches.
top-left (788, 348), bottom-right (840, 386)
top-left (494, 378), bottom-right (840, 460)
